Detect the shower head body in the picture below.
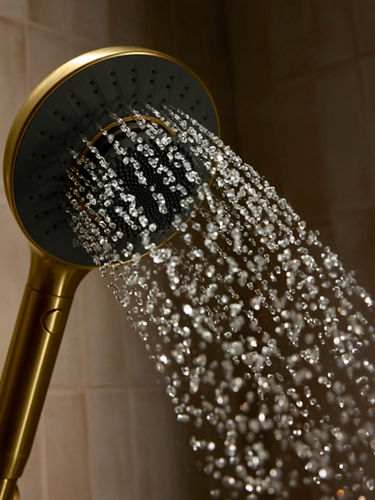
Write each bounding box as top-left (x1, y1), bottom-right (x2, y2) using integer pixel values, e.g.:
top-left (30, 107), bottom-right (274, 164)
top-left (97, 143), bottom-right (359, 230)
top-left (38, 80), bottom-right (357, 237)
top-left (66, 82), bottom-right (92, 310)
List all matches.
top-left (0, 46), bottom-right (219, 499)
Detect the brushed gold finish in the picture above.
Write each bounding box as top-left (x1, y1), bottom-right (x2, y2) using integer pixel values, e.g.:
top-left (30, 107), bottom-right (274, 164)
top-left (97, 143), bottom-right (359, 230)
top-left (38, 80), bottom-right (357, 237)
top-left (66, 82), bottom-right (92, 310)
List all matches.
top-left (0, 46), bottom-right (220, 499)
top-left (0, 249), bottom-right (88, 500)
top-left (0, 481), bottom-right (16, 500)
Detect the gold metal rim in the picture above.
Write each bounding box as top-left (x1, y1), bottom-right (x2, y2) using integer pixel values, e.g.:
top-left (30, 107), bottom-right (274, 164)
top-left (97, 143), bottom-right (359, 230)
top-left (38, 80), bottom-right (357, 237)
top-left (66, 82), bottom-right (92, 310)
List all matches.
top-left (3, 46), bottom-right (221, 269)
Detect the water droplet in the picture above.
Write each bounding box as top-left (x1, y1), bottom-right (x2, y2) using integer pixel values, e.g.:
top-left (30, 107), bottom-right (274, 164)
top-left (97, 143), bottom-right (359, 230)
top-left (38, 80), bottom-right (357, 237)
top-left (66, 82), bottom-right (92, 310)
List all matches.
top-left (183, 304), bottom-right (193, 316)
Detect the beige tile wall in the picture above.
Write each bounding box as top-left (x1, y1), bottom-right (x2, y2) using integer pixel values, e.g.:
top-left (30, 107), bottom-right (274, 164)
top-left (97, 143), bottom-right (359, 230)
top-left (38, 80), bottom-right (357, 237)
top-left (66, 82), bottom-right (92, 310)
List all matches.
top-left (0, 17), bottom-right (26, 199)
top-left (226, 0), bottom-right (375, 291)
top-left (2, 0), bottom-right (375, 499)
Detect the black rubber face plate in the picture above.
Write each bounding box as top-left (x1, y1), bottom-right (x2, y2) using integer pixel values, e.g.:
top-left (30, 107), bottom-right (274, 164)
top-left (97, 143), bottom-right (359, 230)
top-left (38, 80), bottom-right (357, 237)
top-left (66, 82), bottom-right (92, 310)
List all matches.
top-left (12, 52), bottom-right (219, 266)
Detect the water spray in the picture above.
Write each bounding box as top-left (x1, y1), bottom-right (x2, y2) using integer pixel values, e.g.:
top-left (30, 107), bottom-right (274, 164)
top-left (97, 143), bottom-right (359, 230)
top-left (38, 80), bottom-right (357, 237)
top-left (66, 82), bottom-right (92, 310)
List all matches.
top-left (72, 105), bottom-right (375, 499)
top-left (1, 46), bottom-right (375, 500)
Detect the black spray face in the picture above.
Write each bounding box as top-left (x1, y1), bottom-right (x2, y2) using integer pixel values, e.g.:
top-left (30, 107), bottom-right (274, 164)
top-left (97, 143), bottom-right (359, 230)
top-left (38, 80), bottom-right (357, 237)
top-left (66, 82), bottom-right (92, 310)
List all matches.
top-left (7, 49), bottom-right (219, 266)
top-left (68, 113), bottom-right (212, 263)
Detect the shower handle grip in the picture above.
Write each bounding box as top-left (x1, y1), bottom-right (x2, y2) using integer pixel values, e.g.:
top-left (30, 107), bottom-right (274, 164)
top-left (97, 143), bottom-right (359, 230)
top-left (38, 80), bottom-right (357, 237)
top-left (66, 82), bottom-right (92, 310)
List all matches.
top-left (0, 248), bottom-right (88, 500)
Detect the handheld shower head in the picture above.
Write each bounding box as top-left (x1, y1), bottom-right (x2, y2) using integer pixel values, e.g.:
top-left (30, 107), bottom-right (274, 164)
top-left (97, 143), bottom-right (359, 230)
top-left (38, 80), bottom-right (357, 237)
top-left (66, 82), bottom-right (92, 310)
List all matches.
top-left (0, 47), bottom-right (219, 499)
top-left (4, 46), bottom-right (219, 266)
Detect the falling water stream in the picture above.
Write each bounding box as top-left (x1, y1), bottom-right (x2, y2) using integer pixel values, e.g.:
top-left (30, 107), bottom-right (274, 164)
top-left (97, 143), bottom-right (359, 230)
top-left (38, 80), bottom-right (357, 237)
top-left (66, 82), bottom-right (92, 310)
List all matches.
top-left (66, 106), bottom-right (375, 500)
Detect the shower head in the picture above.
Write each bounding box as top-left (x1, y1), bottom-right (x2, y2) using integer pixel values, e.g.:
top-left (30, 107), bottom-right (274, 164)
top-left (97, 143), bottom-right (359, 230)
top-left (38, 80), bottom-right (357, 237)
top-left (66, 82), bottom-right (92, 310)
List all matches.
top-left (4, 46), bottom-right (219, 267)
top-left (0, 47), bottom-right (219, 500)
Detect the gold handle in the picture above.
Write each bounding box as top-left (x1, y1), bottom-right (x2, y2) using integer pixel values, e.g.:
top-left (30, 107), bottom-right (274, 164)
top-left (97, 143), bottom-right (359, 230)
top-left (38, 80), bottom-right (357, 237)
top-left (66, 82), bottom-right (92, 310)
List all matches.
top-left (0, 247), bottom-right (88, 500)
top-left (0, 483), bottom-right (18, 500)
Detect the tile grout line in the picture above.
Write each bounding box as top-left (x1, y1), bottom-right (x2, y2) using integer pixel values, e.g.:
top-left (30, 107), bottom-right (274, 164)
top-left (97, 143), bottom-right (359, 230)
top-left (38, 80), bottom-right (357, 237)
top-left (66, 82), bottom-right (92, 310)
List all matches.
top-left (83, 389), bottom-right (95, 500)
top-left (128, 388), bottom-right (140, 500)
top-left (66, 0), bottom-right (74, 58)
top-left (78, 279), bottom-right (90, 393)
top-left (49, 383), bottom-right (163, 395)
top-left (39, 414), bottom-right (49, 500)
top-left (350, 1), bottom-right (375, 204)
top-left (24, 11), bottom-right (30, 105)
top-left (77, 250), bottom-right (94, 498)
